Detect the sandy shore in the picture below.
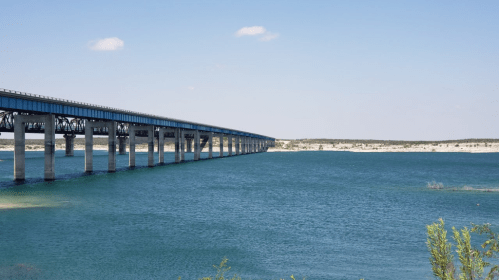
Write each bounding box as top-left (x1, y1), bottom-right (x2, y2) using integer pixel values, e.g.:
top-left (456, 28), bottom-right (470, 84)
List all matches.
top-left (268, 140), bottom-right (499, 153)
top-left (0, 140), bottom-right (498, 153)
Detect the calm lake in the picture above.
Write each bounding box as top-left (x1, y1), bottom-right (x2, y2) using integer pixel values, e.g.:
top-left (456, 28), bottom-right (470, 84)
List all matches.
top-left (1, 151), bottom-right (498, 279)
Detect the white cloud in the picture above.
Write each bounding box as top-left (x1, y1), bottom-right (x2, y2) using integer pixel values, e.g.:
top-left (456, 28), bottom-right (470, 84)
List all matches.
top-left (235, 26), bottom-right (266, 37)
top-left (235, 26), bottom-right (278, 42)
top-left (88, 37), bottom-right (124, 51)
top-left (258, 32), bottom-right (279, 42)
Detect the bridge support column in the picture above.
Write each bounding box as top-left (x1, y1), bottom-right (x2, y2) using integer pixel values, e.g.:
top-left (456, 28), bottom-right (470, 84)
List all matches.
top-left (175, 128), bottom-right (181, 163)
top-left (180, 130), bottom-right (185, 162)
top-left (228, 135), bottom-right (232, 156)
top-left (108, 122), bottom-right (116, 172)
top-left (44, 115), bottom-right (56, 180)
top-left (236, 136), bottom-right (240, 155)
top-left (186, 138), bottom-right (192, 153)
top-left (208, 133), bottom-right (213, 159)
top-left (219, 134), bottom-right (224, 157)
top-left (14, 115), bottom-right (25, 181)
top-left (13, 115), bottom-right (55, 180)
top-left (85, 120), bottom-right (116, 173)
top-left (118, 136), bottom-right (127, 155)
top-left (158, 128), bottom-right (166, 164)
top-left (147, 127), bottom-right (154, 167)
top-left (128, 125), bottom-right (154, 167)
top-left (64, 134), bottom-right (75, 157)
top-left (85, 122), bottom-right (93, 172)
top-left (194, 130), bottom-right (200, 161)
top-left (129, 126), bottom-right (136, 167)
top-left (241, 137), bottom-right (245, 155)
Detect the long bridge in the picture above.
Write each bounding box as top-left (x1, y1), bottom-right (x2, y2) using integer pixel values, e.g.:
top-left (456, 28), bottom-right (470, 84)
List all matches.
top-left (0, 88), bottom-right (275, 181)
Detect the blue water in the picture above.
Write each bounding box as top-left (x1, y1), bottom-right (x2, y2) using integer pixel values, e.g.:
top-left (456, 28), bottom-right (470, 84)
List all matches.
top-left (0, 151), bottom-right (498, 279)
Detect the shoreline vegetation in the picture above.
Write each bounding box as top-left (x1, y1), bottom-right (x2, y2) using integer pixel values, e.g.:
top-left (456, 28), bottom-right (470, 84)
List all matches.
top-left (0, 138), bottom-right (499, 153)
top-left (270, 138), bottom-right (499, 153)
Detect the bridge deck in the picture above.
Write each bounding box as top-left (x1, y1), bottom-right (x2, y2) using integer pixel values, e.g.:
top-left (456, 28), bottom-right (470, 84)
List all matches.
top-left (0, 89), bottom-right (273, 140)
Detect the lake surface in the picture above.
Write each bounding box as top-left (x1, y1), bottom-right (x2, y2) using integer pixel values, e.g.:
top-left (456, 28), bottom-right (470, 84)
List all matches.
top-left (1, 151), bottom-right (498, 279)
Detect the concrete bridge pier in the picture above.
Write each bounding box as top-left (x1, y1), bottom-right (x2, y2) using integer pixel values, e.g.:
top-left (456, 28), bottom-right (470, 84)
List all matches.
top-left (194, 130), bottom-right (200, 161)
top-left (228, 135), bottom-right (233, 156)
top-left (241, 137), bottom-right (245, 154)
top-left (180, 130), bottom-right (185, 162)
top-left (85, 120), bottom-right (116, 173)
top-left (147, 127), bottom-right (154, 167)
top-left (158, 128), bottom-right (166, 164)
top-left (118, 136), bottom-right (127, 155)
top-left (174, 128), bottom-right (181, 163)
top-left (219, 134), bottom-right (224, 157)
top-left (128, 125), bottom-right (154, 167)
top-left (208, 133), bottom-right (213, 159)
top-left (129, 127), bottom-right (136, 167)
top-left (186, 138), bottom-right (193, 153)
top-left (64, 134), bottom-right (75, 156)
top-left (235, 136), bottom-right (240, 155)
top-left (44, 115), bottom-right (56, 179)
top-left (108, 122), bottom-right (117, 171)
top-left (14, 114), bottom-right (56, 181)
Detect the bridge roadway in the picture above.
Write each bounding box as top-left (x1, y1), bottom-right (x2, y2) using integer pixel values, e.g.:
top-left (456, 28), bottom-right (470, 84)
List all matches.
top-left (0, 88), bottom-right (275, 181)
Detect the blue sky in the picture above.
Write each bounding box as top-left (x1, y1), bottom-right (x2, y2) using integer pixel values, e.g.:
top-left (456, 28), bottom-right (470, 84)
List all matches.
top-left (1, 1), bottom-right (498, 140)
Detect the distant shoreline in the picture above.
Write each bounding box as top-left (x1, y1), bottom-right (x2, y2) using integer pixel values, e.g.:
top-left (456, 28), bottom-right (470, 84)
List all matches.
top-left (0, 138), bottom-right (498, 153)
top-left (268, 139), bottom-right (499, 153)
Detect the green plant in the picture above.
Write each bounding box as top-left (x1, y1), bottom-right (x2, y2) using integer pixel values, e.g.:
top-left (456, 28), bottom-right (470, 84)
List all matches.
top-left (427, 218), bottom-right (455, 279)
top-left (427, 219), bottom-right (499, 280)
top-left (198, 257), bottom-right (241, 280)
top-left (471, 223), bottom-right (499, 279)
top-left (453, 226), bottom-right (485, 279)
